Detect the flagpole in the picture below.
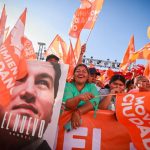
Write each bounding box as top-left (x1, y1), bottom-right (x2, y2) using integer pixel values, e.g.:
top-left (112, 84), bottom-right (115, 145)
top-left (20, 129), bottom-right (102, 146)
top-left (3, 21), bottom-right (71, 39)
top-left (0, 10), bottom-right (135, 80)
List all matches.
top-left (85, 29), bottom-right (93, 44)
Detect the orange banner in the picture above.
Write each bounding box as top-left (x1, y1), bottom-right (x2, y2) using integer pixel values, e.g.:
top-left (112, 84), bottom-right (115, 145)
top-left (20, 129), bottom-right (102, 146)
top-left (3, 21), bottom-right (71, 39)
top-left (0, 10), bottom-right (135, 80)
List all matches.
top-left (56, 110), bottom-right (134, 150)
top-left (65, 40), bottom-right (76, 81)
top-left (0, 9), bottom-right (27, 107)
top-left (129, 43), bottom-right (150, 62)
top-left (116, 92), bottom-right (150, 150)
top-left (46, 34), bottom-right (67, 63)
top-left (120, 35), bottom-right (135, 72)
top-left (84, 0), bottom-right (104, 29)
top-left (69, 7), bottom-right (91, 38)
top-left (22, 36), bottom-right (36, 60)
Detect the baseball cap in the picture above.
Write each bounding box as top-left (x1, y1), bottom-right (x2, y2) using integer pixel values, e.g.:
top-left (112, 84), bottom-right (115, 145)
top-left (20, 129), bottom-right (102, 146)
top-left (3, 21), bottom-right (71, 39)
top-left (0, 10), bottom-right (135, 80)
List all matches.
top-left (89, 68), bottom-right (100, 75)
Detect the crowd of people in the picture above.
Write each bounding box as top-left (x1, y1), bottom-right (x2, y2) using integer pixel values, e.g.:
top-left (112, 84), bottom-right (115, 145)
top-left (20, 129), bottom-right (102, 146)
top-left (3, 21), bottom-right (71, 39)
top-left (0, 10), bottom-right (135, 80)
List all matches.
top-left (45, 44), bottom-right (150, 131)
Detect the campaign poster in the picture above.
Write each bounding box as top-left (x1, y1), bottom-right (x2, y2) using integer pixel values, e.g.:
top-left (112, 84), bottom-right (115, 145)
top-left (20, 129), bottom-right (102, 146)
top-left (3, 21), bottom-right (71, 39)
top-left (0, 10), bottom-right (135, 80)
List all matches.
top-left (0, 60), bottom-right (68, 150)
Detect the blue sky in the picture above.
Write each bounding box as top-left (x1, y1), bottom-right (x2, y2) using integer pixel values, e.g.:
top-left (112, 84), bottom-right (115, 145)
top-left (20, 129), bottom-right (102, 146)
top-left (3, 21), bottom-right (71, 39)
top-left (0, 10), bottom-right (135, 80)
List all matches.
top-left (0, 0), bottom-right (150, 64)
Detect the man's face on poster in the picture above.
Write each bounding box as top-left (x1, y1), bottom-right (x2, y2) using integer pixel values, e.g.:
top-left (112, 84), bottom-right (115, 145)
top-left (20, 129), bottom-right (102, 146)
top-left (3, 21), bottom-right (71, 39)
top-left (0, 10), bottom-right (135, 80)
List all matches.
top-left (1, 61), bottom-right (57, 136)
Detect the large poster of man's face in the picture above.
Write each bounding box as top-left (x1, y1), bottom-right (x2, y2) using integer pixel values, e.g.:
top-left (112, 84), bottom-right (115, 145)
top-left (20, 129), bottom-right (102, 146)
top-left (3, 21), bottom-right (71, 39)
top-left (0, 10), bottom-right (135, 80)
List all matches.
top-left (0, 60), bottom-right (68, 150)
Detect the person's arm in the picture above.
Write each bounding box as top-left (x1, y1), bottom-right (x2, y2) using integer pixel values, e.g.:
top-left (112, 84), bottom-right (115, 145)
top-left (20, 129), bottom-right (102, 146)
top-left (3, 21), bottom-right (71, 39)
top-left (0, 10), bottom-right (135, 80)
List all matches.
top-left (65, 95), bottom-right (80, 110)
top-left (71, 84), bottom-right (99, 129)
top-left (71, 101), bottom-right (94, 129)
top-left (65, 92), bottom-right (94, 110)
top-left (99, 87), bottom-right (121, 110)
top-left (76, 44), bottom-right (86, 65)
top-left (98, 95), bottom-right (113, 110)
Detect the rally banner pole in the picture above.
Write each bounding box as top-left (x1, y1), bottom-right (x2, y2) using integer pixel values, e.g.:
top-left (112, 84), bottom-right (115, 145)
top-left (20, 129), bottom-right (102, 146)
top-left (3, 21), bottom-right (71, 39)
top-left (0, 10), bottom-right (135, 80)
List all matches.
top-left (85, 29), bottom-right (93, 44)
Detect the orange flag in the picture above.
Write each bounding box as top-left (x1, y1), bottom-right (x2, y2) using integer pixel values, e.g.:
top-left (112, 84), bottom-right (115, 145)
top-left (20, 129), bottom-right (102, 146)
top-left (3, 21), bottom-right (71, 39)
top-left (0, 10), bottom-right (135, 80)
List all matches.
top-left (56, 110), bottom-right (133, 150)
top-left (116, 92), bottom-right (150, 150)
top-left (84, 0), bottom-right (104, 29)
top-left (106, 68), bottom-right (114, 78)
top-left (129, 43), bottom-right (150, 62)
top-left (101, 68), bottom-right (114, 85)
top-left (0, 5), bottom-right (7, 46)
top-left (65, 40), bottom-right (76, 81)
top-left (143, 61), bottom-right (150, 80)
top-left (46, 34), bottom-right (67, 63)
top-left (3, 26), bottom-right (9, 42)
top-left (0, 8), bottom-right (27, 107)
top-left (69, 6), bottom-right (91, 38)
top-left (22, 36), bottom-right (36, 60)
top-left (120, 35), bottom-right (135, 72)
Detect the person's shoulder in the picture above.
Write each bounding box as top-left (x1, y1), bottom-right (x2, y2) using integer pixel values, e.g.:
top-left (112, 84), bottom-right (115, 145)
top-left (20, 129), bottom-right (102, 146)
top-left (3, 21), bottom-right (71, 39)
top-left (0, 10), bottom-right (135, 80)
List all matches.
top-left (128, 88), bottom-right (139, 93)
top-left (65, 82), bottom-right (76, 90)
top-left (86, 83), bottom-right (99, 92)
top-left (86, 83), bottom-right (96, 88)
top-left (86, 83), bottom-right (95, 86)
top-left (66, 82), bottom-right (74, 87)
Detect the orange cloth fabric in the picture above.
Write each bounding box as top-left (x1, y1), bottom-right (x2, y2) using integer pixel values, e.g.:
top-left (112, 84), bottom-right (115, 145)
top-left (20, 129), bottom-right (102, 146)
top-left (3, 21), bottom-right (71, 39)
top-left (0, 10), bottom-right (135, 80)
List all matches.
top-left (56, 110), bottom-right (133, 150)
top-left (116, 92), bottom-right (150, 150)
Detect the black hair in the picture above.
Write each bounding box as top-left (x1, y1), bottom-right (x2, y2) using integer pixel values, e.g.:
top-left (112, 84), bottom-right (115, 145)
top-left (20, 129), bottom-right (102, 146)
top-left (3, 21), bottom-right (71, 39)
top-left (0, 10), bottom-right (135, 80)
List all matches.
top-left (125, 79), bottom-right (134, 88)
top-left (46, 54), bottom-right (59, 62)
top-left (50, 62), bottom-right (61, 98)
top-left (109, 74), bottom-right (126, 85)
top-left (73, 64), bottom-right (89, 75)
top-left (104, 84), bottom-right (110, 89)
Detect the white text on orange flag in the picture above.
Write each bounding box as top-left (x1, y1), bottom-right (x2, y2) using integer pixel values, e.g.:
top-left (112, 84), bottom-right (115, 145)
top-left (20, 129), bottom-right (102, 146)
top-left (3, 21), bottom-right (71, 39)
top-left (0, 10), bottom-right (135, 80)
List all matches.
top-left (22, 36), bottom-right (36, 60)
top-left (69, 5), bottom-right (91, 38)
top-left (56, 110), bottom-right (134, 150)
top-left (84, 0), bottom-right (104, 29)
top-left (0, 8), bottom-right (27, 107)
top-left (116, 92), bottom-right (150, 150)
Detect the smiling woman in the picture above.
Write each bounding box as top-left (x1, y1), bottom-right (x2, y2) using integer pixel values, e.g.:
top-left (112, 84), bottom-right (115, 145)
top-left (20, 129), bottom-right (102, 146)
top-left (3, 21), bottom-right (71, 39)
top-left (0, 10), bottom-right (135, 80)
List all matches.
top-left (62, 64), bottom-right (100, 129)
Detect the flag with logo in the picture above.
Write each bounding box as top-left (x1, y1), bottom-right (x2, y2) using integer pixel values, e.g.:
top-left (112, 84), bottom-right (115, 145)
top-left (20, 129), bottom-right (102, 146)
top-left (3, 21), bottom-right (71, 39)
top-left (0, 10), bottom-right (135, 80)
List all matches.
top-left (116, 92), bottom-right (150, 150)
top-left (0, 8), bottom-right (27, 107)
top-left (56, 110), bottom-right (134, 150)
top-left (69, 4), bottom-right (91, 38)
top-left (22, 36), bottom-right (36, 60)
top-left (84, 0), bottom-right (104, 29)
